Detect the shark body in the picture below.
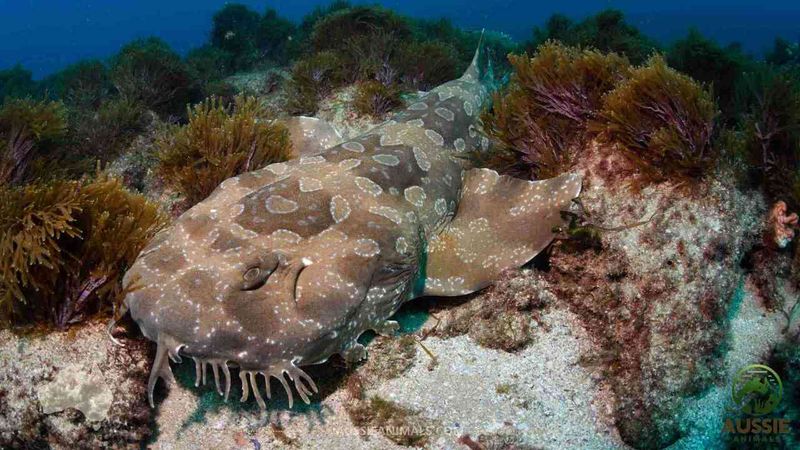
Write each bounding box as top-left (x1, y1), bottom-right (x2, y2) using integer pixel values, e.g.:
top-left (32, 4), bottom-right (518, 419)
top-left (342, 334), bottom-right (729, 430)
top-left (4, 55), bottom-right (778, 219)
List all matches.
top-left (122, 43), bottom-right (582, 409)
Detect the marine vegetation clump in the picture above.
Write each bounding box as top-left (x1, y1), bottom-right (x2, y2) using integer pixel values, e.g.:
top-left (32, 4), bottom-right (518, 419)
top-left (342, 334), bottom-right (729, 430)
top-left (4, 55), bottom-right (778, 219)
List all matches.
top-left (109, 37), bottom-right (196, 119)
top-left (70, 98), bottom-right (149, 163)
top-left (257, 8), bottom-right (299, 65)
top-left (512, 42), bottom-right (631, 125)
top-left (285, 51), bottom-right (345, 115)
top-left (767, 37), bottom-right (800, 67)
top-left (0, 98), bottom-right (68, 185)
top-left (0, 175), bottom-right (166, 328)
top-left (209, 3), bottom-right (262, 71)
top-left (0, 65), bottom-right (38, 101)
top-left (666, 29), bottom-right (750, 123)
top-left (395, 40), bottom-right (460, 90)
top-left (529, 9), bottom-right (658, 65)
top-left (208, 4), bottom-right (299, 70)
top-left (310, 5), bottom-right (411, 56)
top-left (307, 6), bottom-right (411, 85)
top-left (736, 67), bottom-right (800, 209)
top-left (353, 80), bottom-right (403, 117)
top-left (345, 389), bottom-right (432, 447)
top-left (186, 45), bottom-right (234, 93)
top-left (593, 55), bottom-right (718, 184)
top-left (286, 4), bottom-right (513, 116)
top-left (481, 42), bottom-right (630, 179)
top-left (410, 17), bottom-right (517, 74)
top-left (42, 60), bottom-right (112, 110)
top-left (157, 95), bottom-right (292, 206)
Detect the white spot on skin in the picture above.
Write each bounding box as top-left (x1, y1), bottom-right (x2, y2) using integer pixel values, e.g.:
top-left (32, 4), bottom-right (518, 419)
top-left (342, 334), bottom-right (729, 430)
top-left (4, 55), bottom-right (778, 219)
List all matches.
top-left (425, 129), bottom-right (444, 146)
top-left (266, 162), bottom-right (289, 175)
top-left (330, 195), bottom-right (351, 223)
top-left (412, 147), bottom-right (431, 171)
top-left (434, 198), bottom-right (448, 215)
top-left (454, 138), bottom-right (466, 152)
top-left (403, 186), bottom-right (426, 207)
top-left (339, 159), bottom-right (361, 170)
top-left (265, 195), bottom-right (299, 214)
top-left (270, 229), bottom-right (302, 244)
top-left (342, 141), bottom-right (365, 153)
top-left (407, 119), bottom-right (424, 127)
top-left (299, 177), bottom-right (323, 192)
top-left (380, 133), bottom-right (402, 146)
top-left (231, 204), bottom-right (245, 216)
top-left (369, 206), bottom-right (403, 224)
top-left (395, 237), bottom-right (409, 254)
top-left (354, 177), bottom-right (383, 196)
top-left (300, 155), bottom-right (326, 164)
top-left (437, 90), bottom-right (454, 101)
top-left (464, 100), bottom-right (474, 116)
top-left (408, 102), bottom-right (428, 110)
top-left (435, 107), bottom-right (455, 121)
top-left (354, 239), bottom-right (381, 257)
top-left (372, 154), bottom-right (400, 166)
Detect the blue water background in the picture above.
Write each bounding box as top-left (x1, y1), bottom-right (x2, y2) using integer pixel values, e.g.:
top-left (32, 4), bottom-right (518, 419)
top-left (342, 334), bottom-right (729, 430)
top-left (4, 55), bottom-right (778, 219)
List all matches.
top-left (0, 0), bottom-right (799, 78)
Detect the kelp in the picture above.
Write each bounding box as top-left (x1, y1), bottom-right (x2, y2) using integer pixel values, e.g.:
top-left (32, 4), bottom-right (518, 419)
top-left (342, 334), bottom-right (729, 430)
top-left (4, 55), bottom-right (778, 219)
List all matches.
top-left (0, 175), bottom-right (166, 327)
top-left (157, 95), bottom-right (292, 206)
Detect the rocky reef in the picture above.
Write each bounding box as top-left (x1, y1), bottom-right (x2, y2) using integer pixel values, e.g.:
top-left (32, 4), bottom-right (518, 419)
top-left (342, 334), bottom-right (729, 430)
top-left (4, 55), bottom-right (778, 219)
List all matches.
top-left (3, 2), bottom-right (800, 449)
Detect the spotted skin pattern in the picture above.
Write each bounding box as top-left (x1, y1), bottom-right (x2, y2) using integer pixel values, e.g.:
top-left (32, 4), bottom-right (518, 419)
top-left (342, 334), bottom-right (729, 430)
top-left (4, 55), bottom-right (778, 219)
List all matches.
top-left (122, 45), bottom-right (582, 409)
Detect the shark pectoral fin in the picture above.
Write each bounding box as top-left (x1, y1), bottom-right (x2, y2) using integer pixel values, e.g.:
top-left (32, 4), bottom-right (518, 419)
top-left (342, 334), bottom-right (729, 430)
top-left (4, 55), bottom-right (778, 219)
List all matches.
top-left (282, 116), bottom-right (342, 158)
top-left (423, 168), bottom-right (582, 297)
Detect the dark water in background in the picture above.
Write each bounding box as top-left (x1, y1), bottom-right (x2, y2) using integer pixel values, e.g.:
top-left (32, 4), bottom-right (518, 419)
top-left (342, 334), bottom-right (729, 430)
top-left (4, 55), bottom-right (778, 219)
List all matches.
top-left (0, 0), bottom-right (799, 79)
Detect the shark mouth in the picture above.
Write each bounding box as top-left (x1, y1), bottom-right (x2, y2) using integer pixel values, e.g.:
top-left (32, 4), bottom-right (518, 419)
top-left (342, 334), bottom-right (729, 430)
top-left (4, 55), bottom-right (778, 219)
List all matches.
top-left (147, 333), bottom-right (318, 410)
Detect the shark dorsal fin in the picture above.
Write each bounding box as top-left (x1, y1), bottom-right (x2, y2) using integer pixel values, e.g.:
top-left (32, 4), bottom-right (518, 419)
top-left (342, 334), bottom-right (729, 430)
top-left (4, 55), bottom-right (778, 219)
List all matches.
top-left (461, 29), bottom-right (485, 81)
top-left (423, 169), bottom-right (582, 296)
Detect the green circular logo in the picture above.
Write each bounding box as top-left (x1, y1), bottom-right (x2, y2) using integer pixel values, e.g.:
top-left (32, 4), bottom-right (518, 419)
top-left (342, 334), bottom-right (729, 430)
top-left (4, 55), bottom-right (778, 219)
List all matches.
top-left (731, 364), bottom-right (783, 416)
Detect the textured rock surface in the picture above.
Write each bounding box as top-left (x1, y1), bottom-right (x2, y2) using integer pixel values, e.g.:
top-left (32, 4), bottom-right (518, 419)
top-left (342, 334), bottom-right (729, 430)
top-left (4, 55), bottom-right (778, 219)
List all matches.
top-left (37, 363), bottom-right (113, 422)
top-left (0, 321), bottom-right (152, 448)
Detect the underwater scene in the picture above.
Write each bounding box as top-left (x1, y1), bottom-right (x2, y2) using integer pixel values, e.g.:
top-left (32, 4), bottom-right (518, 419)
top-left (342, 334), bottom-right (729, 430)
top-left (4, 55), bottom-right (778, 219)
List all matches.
top-left (2, 0), bottom-right (800, 448)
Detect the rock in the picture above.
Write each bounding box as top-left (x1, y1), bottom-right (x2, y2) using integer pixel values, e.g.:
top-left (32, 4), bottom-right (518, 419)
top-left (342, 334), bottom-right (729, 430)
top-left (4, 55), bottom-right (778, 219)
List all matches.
top-left (530, 141), bottom-right (796, 449)
top-left (37, 363), bottom-right (113, 422)
top-left (0, 320), bottom-right (152, 448)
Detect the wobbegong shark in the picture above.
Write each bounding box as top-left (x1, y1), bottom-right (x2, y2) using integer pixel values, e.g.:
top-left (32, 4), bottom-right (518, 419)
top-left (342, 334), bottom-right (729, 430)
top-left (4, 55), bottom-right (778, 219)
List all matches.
top-left (119, 39), bottom-right (582, 409)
